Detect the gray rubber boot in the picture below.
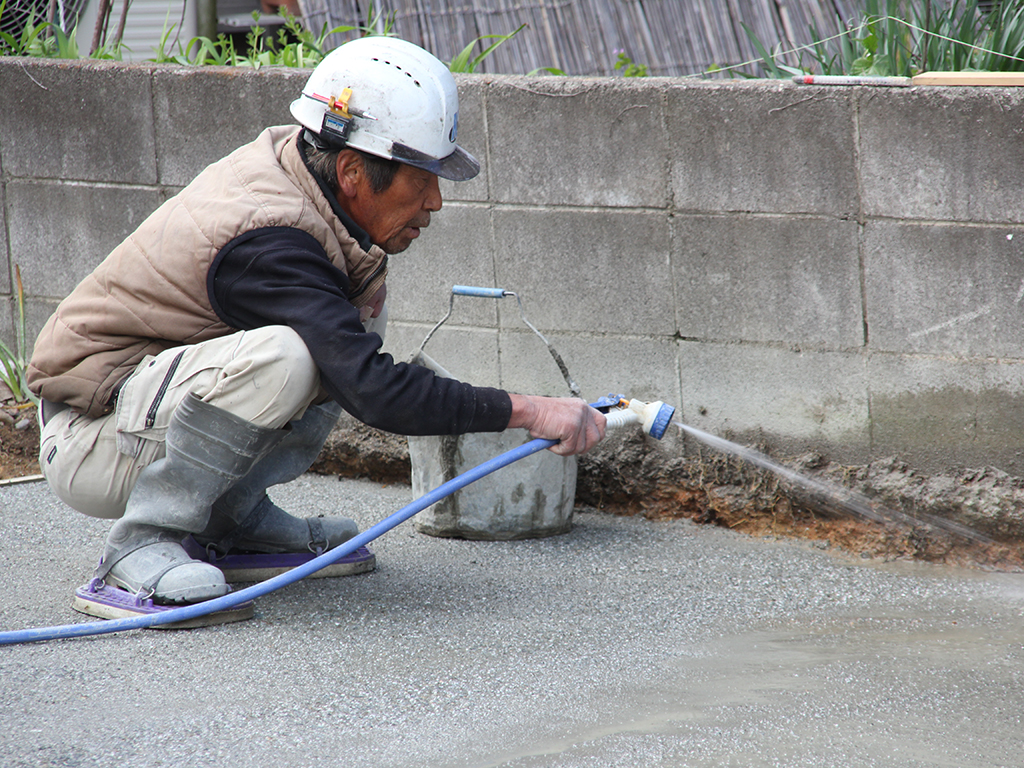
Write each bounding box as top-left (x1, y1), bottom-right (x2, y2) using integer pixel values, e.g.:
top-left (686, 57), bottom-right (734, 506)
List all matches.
top-left (98, 393), bottom-right (287, 604)
top-left (194, 400), bottom-right (359, 556)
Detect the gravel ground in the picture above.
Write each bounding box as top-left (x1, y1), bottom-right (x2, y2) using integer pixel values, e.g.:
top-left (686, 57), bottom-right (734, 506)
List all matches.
top-left (1, 473), bottom-right (1022, 768)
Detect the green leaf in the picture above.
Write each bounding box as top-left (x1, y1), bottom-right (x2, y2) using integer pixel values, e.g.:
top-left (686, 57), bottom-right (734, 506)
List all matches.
top-left (527, 66), bottom-right (566, 76)
top-left (448, 23), bottom-right (526, 73)
top-left (742, 21), bottom-right (787, 79)
top-left (851, 54), bottom-right (873, 75)
top-left (863, 30), bottom-right (878, 56)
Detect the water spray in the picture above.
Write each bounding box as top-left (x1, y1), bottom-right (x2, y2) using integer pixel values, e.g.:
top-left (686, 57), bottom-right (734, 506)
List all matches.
top-left (595, 393), bottom-right (991, 546)
top-left (672, 421), bottom-right (992, 546)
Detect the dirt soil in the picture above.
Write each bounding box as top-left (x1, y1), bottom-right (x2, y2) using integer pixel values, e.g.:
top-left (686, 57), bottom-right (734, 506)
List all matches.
top-left (0, 400), bottom-right (40, 480)
top-left (573, 432), bottom-right (1024, 572)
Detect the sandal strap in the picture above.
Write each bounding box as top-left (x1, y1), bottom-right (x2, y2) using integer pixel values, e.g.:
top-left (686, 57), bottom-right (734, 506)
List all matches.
top-left (306, 517), bottom-right (329, 554)
top-left (138, 559), bottom-right (195, 596)
top-left (94, 528), bottom-right (181, 580)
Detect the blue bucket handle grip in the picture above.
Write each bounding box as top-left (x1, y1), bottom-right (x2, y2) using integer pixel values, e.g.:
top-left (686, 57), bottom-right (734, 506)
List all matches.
top-left (451, 285), bottom-right (508, 299)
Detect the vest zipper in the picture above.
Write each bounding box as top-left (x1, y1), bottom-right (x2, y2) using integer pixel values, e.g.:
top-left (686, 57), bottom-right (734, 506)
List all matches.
top-left (145, 350), bottom-right (186, 429)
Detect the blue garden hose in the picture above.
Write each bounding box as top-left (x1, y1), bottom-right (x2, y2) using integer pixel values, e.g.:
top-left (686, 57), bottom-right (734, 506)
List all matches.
top-left (0, 436), bottom-right (558, 645)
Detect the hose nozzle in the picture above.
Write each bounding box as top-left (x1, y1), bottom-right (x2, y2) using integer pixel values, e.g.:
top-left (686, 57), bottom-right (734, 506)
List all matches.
top-left (600, 396), bottom-right (676, 440)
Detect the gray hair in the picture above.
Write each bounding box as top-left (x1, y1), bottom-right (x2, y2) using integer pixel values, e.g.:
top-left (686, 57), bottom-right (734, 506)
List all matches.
top-left (305, 143), bottom-right (401, 195)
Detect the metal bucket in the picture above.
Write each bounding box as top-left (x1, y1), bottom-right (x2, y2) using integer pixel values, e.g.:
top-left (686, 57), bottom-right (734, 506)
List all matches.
top-left (407, 286), bottom-right (582, 540)
top-left (409, 429), bottom-right (577, 540)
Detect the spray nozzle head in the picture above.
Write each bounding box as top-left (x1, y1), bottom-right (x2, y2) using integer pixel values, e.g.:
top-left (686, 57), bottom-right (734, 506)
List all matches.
top-left (595, 394), bottom-right (676, 440)
top-left (627, 398), bottom-right (675, 440)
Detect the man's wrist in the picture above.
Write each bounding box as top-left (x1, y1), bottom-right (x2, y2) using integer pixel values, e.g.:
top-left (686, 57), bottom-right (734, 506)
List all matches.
top-left (507, 393), bottom-right (536, 430)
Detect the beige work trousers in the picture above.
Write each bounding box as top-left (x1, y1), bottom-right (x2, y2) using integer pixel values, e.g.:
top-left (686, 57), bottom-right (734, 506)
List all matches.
top-left (40, 326), bottom-right (323, 520)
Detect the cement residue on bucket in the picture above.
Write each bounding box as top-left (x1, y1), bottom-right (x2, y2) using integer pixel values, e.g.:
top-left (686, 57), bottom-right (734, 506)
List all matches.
top-left (409, 428), bottom-right (577, 540)
top-left (401, 284), bottom-right (583, 540)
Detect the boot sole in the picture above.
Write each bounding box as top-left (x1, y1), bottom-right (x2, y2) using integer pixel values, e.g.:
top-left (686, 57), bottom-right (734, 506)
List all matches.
top-left (218, 557), bottom-right (375, 582)
top-left (72, 581), bottom-right (253, 629)
top-left (182, 538), bottom-right (376, 583)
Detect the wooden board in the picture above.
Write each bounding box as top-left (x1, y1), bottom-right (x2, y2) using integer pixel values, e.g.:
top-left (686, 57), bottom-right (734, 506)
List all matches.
top-left (912, 71), bottom-right (1024, 86)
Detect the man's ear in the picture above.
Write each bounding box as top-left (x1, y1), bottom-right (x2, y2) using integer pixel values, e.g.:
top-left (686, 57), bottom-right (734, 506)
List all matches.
top-left (335, 150), bottom-right (364, 199)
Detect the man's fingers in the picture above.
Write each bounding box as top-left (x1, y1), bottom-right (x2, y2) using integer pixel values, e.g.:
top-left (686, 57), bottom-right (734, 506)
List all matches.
top-left (539, 402), bottom-right (605, 456)
top-left (508, 394), bottom-right (607, 456)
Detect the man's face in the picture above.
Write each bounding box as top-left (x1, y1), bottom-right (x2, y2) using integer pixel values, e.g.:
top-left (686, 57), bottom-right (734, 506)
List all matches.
top-left (343, 160), bottom-right (443, 255)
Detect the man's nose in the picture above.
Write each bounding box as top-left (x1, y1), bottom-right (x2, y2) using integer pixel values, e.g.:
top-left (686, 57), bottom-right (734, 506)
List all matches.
top-left (425, 174), bottom-right (442, 212)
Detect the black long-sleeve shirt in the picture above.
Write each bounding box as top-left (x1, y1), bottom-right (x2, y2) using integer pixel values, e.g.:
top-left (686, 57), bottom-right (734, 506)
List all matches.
top-left (207, 225), bottom-right (511, 436)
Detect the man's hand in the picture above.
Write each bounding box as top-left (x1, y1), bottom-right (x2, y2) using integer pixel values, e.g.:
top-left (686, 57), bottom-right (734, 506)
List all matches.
top-left (507, 394), bottom-right (606, 456)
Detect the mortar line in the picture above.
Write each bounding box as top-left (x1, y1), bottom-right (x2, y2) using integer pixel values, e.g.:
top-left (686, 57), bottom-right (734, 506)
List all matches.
top-left (0, 177), bottom-right (165, 192)
top-left (453, 200), bottom-right (1024, 229)
top-left (480, 84), bottom-right (504, 389)
top-left (856, 215), bottom-right (1024, 230)
top-left (148, 69), bottom-right (163, 192)
top-left (456, 204), bottom-right (1024, 231)
top-left (488, 207), bottom-right (504, 389)
top-left (852, 89), bottom-right (875, 460)
top-left (661, 85), bottom-right (683, 418)
top-left (1, 177), bottom-right (14, 340)
top-left (481, 77), bottom-right (493, 215)
top-left (395, 319), bottom-right (909, 358)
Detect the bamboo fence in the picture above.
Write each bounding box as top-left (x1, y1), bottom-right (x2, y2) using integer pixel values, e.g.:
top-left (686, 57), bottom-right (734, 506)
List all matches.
top-left (297, 0), bottom-right (864, 77)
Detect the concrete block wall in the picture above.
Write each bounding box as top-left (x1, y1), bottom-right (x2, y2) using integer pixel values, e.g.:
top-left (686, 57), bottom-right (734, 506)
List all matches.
top-left (3, 58), bottom-right (1024, 474)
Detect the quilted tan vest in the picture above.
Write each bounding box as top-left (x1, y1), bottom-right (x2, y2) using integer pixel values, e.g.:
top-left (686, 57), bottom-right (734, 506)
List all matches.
top-left (28, 126), bottom-right (388, 418)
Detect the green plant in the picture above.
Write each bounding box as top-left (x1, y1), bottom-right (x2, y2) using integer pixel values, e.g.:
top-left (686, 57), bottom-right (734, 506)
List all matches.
top-left (152, 1), bottom-right (395, 68)
top-left (1, 0), bottom-right (82, 58)
top-left (151, 28), bottom-right (236, 66)
top-left (0, 6), bottom-right (47, 56)
top-left (0, 266), bottom-right (37, 406)
top-left (745, 0), bottom-right (1024, 78)
top-left (448, 23), bottom-right (526, 73)
top-left (0, 0), bottom-right (121, 59)
top-left (613, 49), bottom-right (648, 77)
top-left (152, 7), bottom-right (525, 73)
top-left (1, 0), bottom-right (539, 75)
top-left (740, 23), bottom-right (803, 78)
top-left (972, 0), bottom-right (1024, 71)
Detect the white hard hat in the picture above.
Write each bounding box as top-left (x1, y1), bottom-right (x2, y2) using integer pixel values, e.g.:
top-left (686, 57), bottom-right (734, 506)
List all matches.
top-left (290, 37), bottom-right (480, 181)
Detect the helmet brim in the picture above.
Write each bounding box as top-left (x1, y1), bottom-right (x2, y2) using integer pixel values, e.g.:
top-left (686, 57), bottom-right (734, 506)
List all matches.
top-left (391, 142), bottom-right (480, 182)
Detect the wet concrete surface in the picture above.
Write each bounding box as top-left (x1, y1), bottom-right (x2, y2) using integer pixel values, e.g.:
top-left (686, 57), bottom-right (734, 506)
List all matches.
top-left (1, 473), bottom-right (1022, 767)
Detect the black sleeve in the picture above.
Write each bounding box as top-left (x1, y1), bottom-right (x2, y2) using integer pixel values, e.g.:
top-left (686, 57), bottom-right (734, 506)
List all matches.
top-left (208, 227), bottom-right (512, 435)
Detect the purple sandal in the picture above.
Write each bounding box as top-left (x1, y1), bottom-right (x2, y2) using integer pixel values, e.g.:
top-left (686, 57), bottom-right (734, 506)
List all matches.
top-left (181, 536), bottom-right (375, 582)
top-left (72, 577), bottom-right (254, 628)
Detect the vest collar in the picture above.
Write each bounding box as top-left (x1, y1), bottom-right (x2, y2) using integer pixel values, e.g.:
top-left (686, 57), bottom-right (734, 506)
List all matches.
top-left (294, 132), bottom-right (375, 254)
top-left (276, 128), bottom-right (388, 306)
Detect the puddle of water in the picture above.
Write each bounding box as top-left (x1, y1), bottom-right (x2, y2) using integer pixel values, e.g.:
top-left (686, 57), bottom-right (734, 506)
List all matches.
top-left (475, 611), bottom-right (1024, 767)
top-left (465, 544), bottom-right (1024, 768)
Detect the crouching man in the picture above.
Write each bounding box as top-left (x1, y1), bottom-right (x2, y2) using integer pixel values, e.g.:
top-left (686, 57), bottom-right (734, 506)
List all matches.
top-left (27, 37), bottom-right (604, 619)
